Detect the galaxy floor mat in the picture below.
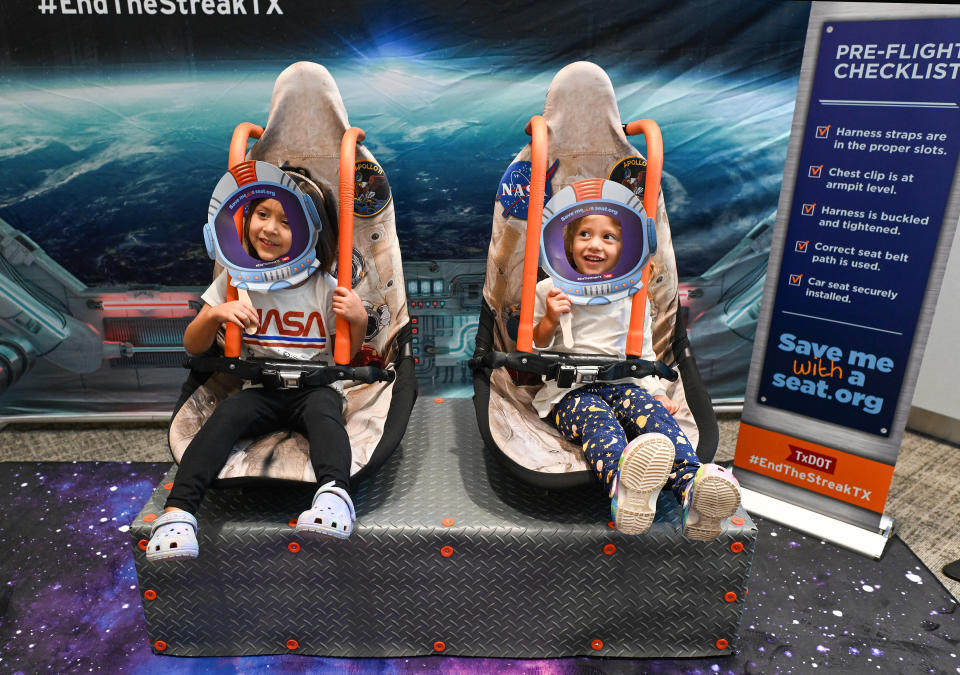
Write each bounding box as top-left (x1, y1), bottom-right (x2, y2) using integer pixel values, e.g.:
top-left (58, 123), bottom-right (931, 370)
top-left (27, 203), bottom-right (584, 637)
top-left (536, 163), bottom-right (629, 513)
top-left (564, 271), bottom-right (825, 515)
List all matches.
top-left (0, 460), bottom-right (957, 674)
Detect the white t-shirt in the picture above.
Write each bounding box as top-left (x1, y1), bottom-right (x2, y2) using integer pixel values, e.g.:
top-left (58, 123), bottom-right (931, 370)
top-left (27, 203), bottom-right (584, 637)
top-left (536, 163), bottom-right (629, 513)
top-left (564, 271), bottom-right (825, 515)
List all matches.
top-left (200, 271), bottom-right (339, 362)
top-left (531, 277), bottom-right (666, 418)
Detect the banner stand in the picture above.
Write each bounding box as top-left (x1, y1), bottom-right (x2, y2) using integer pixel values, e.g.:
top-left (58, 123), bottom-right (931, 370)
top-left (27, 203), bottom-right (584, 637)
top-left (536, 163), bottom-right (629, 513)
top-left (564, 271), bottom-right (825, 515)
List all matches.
top-left (741, 487), bottom-right (893, 559)
top-left (733, 2), bottom-right (960, 558)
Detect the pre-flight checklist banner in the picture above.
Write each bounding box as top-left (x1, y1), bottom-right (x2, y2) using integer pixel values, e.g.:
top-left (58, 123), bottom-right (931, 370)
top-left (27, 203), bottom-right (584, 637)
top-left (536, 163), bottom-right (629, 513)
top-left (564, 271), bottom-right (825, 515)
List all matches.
top-left (734, 2), bottom-right (960, 534)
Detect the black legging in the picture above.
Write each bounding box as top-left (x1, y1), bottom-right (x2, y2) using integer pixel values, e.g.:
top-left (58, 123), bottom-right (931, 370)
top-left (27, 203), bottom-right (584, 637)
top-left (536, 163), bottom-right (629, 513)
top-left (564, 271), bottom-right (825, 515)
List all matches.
top-left (166, 386), bottom-right (350, 514)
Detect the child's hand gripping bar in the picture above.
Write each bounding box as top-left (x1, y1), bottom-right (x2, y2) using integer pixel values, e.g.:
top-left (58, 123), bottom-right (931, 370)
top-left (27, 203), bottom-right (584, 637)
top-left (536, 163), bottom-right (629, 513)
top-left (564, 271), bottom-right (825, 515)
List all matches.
top-left (335, 127), bottom-right (366, 366)
top-left (623, 119), bottom-right (663, 358)
top-left (515, 115), bottom-right (548, 354)
top-left (224, 122), bottom-right (264, 358)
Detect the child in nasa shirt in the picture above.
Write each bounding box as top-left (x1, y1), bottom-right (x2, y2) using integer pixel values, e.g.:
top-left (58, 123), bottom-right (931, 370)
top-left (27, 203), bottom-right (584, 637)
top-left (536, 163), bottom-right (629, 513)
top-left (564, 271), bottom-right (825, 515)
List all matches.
top-left (533, 213), bottom-right (740, 540)
top-left (146, 196), bottom-right (367, 561)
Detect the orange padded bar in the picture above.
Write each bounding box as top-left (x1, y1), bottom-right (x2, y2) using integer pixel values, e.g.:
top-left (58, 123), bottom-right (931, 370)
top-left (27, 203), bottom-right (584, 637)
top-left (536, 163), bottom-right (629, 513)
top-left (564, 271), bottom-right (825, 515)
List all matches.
top-left (335, 127), bottom-right (366, 365)
top-left (623, 119), bottom-right (663, 357)
top-left (624, 119), bottom-right (663, 224)
top-left (516, 115), bottom-right (548, 353)
top-left (224, 122), bottom-right (264, 358)
top-left (229, 123), bottom-right (265, 174)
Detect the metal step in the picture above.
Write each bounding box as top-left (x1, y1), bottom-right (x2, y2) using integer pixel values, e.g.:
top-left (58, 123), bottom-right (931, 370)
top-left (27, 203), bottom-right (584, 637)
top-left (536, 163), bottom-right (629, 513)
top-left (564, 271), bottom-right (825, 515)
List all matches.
top-left (131, 398), bottom-right (756, 658)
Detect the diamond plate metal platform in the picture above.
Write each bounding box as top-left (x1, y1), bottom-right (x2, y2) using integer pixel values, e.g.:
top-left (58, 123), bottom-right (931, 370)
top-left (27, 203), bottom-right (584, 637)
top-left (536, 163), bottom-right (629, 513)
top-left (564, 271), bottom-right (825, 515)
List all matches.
top-left (131, 398), bottom-right (756, 658)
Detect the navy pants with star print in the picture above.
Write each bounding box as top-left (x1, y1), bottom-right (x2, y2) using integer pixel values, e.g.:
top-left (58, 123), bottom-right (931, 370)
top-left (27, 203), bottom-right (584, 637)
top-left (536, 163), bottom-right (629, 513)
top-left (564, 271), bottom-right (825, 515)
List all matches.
top-left (552, 382), bottom-right (700, 502)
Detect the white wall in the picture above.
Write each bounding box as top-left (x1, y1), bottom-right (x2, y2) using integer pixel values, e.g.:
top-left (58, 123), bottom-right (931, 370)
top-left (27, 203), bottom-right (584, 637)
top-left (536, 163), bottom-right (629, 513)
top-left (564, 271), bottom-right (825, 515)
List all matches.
top-left (910, 223), bottom-right (960, 443)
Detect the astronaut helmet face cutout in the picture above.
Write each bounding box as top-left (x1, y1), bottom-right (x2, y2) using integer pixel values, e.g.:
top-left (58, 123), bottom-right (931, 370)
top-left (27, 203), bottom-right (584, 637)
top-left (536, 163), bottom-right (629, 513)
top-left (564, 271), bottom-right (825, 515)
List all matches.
top-left (203, 161), bottom-right (322, 292)
top-left (540, 180), bottom-right (657, 305)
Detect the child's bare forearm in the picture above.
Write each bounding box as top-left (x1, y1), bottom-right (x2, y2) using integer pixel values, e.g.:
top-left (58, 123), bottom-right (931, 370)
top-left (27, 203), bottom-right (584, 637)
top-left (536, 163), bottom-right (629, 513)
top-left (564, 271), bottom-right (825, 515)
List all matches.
top-left (183, 306), bottom-right (221, 355)
top-left (348, 316), bottom-right (366, 359)
top-left (184, 300), bottom-right (258, 355)
top-left (533, 317), bottom-right (557, 349)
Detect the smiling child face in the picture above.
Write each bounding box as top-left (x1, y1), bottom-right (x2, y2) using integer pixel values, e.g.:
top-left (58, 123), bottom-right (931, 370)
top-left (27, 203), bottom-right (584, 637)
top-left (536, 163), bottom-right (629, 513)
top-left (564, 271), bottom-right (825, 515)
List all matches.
top-left (569, 214), bottom-right (623, 275)
top-left (245, 198), bottom-right (292, 261)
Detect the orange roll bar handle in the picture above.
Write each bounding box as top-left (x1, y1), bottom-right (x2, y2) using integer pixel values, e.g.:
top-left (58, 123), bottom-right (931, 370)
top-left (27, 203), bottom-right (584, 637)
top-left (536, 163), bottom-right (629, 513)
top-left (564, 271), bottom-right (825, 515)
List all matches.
top-left (335, 127), bottom-right (366, 366)
top-left (223, 123), bottom-right (264, 358)
top-left (515, 115), bottom-right (548, 354)
top-left (623, 119), bottom-right (663, 358)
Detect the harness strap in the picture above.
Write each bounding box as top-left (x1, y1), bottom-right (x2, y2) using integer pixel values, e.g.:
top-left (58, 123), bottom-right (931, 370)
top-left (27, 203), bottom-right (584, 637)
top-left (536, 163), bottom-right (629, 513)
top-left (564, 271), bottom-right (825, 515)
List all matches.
top-left (468, 350), bottom-right (677, 389)
top-left (185, 356), bottom-right (395, 388)
top-left (670, 331), bottom-right (691, 367)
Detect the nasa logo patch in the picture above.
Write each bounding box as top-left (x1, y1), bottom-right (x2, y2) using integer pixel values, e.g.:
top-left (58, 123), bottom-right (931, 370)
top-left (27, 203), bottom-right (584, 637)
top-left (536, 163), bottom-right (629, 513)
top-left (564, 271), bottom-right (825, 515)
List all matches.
top-left (608, 156), bottom-right (647, 200)
top-left (496, 159), bottom-right (559, 219)
top-left (354, 160), bottom-right (392, 217)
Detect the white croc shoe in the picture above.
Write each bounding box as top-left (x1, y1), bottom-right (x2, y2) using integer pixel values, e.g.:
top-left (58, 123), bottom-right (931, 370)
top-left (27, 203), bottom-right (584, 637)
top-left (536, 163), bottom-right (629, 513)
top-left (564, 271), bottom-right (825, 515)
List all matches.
top-left (611, 433), bottom-right (675, 535)
top-left (296, 482), bottom-right (356, 540)
top-left (146, 510), bottom-right (199, 561)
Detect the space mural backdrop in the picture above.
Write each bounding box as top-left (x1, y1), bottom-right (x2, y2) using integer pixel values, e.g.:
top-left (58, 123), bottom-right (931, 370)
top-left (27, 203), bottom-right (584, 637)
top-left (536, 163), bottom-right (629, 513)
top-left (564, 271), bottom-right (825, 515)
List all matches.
top-left (0, 0), bottom-right (810, 415)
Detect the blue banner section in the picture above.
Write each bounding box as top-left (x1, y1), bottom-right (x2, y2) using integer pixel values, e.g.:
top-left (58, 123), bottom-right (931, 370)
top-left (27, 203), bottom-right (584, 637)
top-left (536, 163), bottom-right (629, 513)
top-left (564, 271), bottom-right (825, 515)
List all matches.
top-left (757, 18), bottom-right (960, 436)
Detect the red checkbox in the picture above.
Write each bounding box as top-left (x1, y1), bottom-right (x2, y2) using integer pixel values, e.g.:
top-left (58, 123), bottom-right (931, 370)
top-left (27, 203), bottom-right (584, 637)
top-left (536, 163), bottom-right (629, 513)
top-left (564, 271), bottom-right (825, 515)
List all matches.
top-left (795, 241), bottom-right (809, 252)
top-left (809, 165), bottom-right (824, 178)
top-left (816, 125), bottom-right (831, 138)
top-left (802, 203), bottom-right (816, 215)
top-left (789, 274), bottom-right (803, 286)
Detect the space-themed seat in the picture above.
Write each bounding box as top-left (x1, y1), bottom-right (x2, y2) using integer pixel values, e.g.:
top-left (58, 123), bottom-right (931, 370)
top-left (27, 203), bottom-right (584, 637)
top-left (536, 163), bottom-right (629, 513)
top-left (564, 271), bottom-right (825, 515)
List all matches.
top-left (168, 62), bottom-right (416, 486)
top-left (472, 61), bottom-right (719, 489)
top-left (457, 60), bottom-right (757, 658)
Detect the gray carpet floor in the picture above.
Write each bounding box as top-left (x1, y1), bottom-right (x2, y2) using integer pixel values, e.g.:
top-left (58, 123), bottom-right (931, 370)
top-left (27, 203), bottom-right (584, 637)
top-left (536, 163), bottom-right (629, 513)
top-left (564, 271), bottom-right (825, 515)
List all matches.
top-left (2, 413), bottom-right (958, 599)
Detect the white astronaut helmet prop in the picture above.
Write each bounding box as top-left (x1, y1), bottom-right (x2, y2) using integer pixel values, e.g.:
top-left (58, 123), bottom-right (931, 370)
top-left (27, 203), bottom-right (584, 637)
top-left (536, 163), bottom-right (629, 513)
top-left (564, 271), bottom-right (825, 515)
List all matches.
top-left (203, 160), bottom-right (323, 292)
top-left (540, 179), bottom-right (657, 305)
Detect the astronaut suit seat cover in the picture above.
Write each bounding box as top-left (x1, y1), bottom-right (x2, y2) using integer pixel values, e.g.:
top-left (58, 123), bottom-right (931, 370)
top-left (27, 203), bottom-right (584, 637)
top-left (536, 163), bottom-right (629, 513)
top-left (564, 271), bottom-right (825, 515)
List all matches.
top-left (475, 61), bottom-right (720, 487)
top-left (169, 61), bottom-right (414, 485)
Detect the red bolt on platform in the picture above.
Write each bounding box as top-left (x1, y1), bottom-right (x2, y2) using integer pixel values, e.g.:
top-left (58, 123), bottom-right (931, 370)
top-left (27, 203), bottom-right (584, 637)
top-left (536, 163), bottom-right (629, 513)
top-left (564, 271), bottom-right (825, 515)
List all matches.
top-left (715, 638), bottom-right (729, 650)
top-left (143, 513), bottom-right (157, 523)
top-left (154, 640), bottom-right (167, 652)
top-left (288, 542), bottom-right (301, 554)
top-left (591, 639), bottom-right (604, 651)
top-left (138, 539), bottom-right (148, 551)
top-left (433, 641), bottom-right (446, 652)
top-left (731, 516), bottom-right (745, 526)
top-left (143, 590), bottom-right (157, 601)
top-left (603, 544), bottom-right (616, 555)
top-left (286, 639), bottom-right (299, 650)
top-left (724, 591), bottom-right (738, 603)
top-left (730, 541), bottom-right (744, 553)
top-left (442, 518), bottom-right (455, 527)
top-left (440, 545), bottom-right (454, 558)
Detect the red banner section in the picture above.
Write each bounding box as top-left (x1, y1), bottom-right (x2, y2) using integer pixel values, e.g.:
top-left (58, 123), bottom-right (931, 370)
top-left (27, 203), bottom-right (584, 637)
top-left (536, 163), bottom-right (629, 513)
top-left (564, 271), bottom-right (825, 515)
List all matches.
top-left (733, 424), bottom-right (895, 514)
top-left (787, 444), bottom-right (836, 475)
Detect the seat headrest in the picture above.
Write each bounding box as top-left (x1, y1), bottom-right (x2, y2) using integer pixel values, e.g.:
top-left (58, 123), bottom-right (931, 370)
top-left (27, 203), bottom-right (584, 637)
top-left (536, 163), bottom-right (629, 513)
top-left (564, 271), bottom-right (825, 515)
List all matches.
top-left (256, 62), bottom-right (350, 160)
top-left (543, 61), bottom-right (624, 152)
